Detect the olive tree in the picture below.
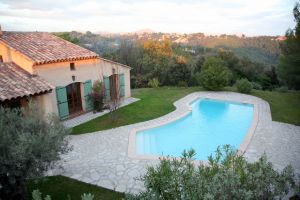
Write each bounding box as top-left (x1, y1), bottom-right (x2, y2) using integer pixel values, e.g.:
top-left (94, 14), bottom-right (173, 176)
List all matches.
top-left (0, 103), bottom-right (70, 200)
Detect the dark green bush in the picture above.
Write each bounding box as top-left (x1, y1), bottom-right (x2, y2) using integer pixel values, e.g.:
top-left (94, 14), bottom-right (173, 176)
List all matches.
top-left (251, 81), bottom-right (262, 90)
top-left (199, 57), bottom-right (231, 90)
top-left (275, 86), bottom-right (289, 93)
top-left (127, 145), bottom-right (295, 200)
top-left (177, 81), bottom-right (188, 87)
top-left (236, 78), bottom-right (253, 94)
top-left (131, 75), bottom-right (148, 88)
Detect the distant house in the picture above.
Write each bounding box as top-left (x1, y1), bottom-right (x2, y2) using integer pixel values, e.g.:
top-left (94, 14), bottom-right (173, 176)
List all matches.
top-left (275, 36), bottom-right (287, 41)
top-left (0, 27), bottom-right (131, 120)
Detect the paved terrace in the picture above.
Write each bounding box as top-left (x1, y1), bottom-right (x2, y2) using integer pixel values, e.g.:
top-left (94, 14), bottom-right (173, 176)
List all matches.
top-left (51, 92), bottom-right (300, 194)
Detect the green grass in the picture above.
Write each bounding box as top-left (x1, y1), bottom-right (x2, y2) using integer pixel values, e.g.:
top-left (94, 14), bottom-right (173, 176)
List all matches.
top-left (251, 90), bottom-right (300, 125)
top-left (26, 175), bottom-right (124, 200)
top-left (72, 87), bottom-right (202, 134)
top-left (72, 87), bottom-right (300, 134)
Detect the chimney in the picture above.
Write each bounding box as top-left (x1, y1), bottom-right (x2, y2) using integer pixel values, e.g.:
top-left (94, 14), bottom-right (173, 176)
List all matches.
top-left (0, 25), bottom-right (2, 36)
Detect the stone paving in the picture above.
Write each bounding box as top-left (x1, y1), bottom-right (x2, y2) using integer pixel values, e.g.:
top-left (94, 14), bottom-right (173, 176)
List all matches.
top-left (63, 97), bottom-right (140, 128)
top-left (52, 92), bottom-right (300, 194)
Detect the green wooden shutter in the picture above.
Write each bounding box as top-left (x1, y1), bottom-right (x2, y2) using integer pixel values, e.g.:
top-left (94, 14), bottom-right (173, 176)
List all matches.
top-left (103, 76), bottom-right (111, 101)
top-left (84, 80), bottom-right (93, 111)
top-left (119, 73), bottom-right (125, 97)
top-left (56, 86), bottom-right (69, 119)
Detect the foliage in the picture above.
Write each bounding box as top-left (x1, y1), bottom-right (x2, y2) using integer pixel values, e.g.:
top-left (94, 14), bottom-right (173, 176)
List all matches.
top-left (177, 81), bottom-right (188, 87)
top-left (0, 103), bottom-right (70, 200)
top-left (81, 193), bottom-right (94, 200)
top-left (31, 189), bottom-right (94, 200)
top-left (26, 176), bottom-right (124, 200)
top-left (275, 86), bottom-right (289, 93)
top-left (199, 57), bottom-right (231, 90)
top-left (55, 32), bottom-right (80, 44)
top-left (235, 78), bottom-right (252, 94)
top-left (166, 57), bottom-right (191, 86)
top-left (127, 146), bottom-right (295, 200)
top-left (89, 80), bottom-right (104, 112)
top-left (67, 30), bottom-right (283, 90)
top-left (251, 82), bottom-right (262, 90)
top-left (131, 74), bottom-right (149, 88)
top-left (148, 78), bottom-right (160, 88)
top-left (278, 2), bottom-right (300, 89)
top-left (32, 190), bottom-right (51, 200)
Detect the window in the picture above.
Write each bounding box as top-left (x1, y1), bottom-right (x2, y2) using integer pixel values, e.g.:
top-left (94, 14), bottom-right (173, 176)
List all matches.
top-left (70, 63), bottom-right (75, 70)
top-left (0, 55), bottom-right (3, 63)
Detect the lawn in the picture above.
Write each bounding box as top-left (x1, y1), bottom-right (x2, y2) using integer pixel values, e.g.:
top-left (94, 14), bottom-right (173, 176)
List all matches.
top-left (251, 90), bottom-right (300, 125)
top-left (26, 175), bottom-right (124, 200)
top-left (72, 87), bottom-right (300, 134)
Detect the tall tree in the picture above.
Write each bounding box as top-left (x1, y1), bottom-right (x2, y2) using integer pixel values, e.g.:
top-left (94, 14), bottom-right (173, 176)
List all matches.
top-left (278, 2), bottom-right (300, 89)
top-left (199, 57), bottom-right (231, 90)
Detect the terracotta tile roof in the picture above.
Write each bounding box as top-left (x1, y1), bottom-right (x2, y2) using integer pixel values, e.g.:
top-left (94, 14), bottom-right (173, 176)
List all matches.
top-left (0, 62), bottom-right (54, 101)
top-left (0, 31), bottom-right (99, 65)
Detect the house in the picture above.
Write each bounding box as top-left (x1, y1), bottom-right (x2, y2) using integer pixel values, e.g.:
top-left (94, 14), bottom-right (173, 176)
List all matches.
top-left (0, 27), bottom-right (131, 120)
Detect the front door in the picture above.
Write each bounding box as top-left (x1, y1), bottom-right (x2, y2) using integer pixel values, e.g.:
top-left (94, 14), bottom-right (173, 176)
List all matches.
top-left (109, 74), bottom-right (119, 101)
top-left (66, 82), bottom-right (82, 114)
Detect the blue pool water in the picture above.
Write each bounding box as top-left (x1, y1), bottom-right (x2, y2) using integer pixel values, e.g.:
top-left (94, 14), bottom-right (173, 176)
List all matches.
top-left (136, 98), bottom-right (254, 160)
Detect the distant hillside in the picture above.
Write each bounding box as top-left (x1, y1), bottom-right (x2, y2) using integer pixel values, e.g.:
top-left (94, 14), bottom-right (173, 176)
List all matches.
top-left (65, 31), bottom-right (282, 66)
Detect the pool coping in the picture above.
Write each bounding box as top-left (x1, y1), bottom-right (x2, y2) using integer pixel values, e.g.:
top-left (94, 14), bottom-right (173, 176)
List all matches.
top-left (127, 93), bottom-right (259, 162)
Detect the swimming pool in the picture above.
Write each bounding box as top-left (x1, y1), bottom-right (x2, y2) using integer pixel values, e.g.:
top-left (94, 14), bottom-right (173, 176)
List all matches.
top-left (136, 98), bottom-right (254, 160)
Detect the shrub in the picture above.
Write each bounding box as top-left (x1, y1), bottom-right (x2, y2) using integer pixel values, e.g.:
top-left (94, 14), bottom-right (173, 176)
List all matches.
top-left (275, 86), bottom-right (289, 93)
top-left (89, 80), bottom-right (104, 112)
top-left (236, 78), bottom-right (253, 94)
top-left (127, 145), bottom-right (296, 200)
top-left (131, 75), bottom-right (148, 88)
top-left (32, 190), bottom-right (94, 200)
top-left (251, 81), bottom-right (262, 90)
top-left (0, 103), bottom-right (70, 200)
top-left (177, 81), bottom-right (188, 87)
top-left (199, 57), bottom-right (231, 90)
top-left (148, 78), bottom-right (160, 88)
top-left (81, 193), bottom-right (94, 200)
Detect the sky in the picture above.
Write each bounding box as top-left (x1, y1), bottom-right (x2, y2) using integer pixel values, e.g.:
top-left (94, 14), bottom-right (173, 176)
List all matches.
top-left (0, 0), bottom-right (297, 36)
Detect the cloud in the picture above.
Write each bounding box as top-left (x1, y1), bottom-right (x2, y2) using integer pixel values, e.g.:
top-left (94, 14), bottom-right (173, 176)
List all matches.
top-left (0, 0), bottom-right (296, 35)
